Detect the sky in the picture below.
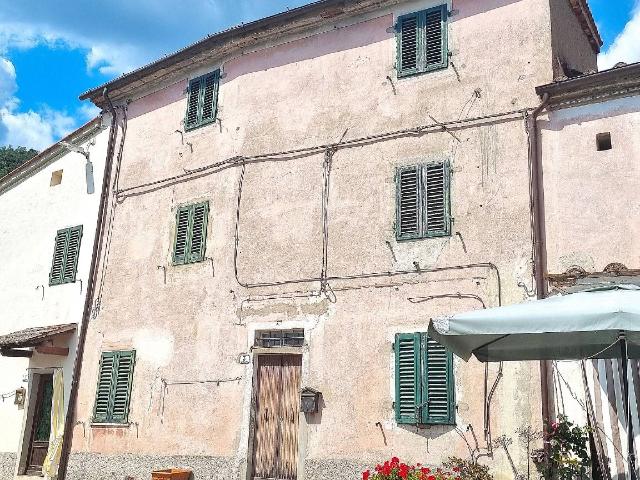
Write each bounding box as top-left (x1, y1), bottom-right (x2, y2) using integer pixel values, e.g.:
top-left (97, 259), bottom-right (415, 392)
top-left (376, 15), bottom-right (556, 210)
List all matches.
top-left (0, 0), bottom-right (638, 151)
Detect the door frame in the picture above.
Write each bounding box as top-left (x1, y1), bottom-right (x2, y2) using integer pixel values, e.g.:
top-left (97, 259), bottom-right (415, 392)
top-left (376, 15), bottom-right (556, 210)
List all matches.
top-left (247, 350), bottom-right (304, 480)
top-left (17, 369), bottom-right (56, 476)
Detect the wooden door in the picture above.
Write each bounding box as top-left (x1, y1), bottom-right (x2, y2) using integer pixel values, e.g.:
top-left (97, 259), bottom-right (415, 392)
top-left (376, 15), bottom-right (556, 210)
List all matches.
top-left (26, 374), bottom-right (53, 475)
top-left (252, 355), bottom-right (302, 480)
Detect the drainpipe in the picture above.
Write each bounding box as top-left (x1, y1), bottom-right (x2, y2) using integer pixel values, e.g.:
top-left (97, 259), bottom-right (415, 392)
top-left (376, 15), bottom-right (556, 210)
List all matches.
top-left (57, 88), bottom-right (119, 480)
top-left (527, 92), bottom-right (552, 426)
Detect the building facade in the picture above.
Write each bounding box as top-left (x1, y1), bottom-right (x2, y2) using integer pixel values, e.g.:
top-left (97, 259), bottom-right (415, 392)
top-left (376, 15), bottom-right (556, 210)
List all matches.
top-left (536, 62), bottom-right (640, 480)
top-left (0, 118), bottom-right (108, 479)
top-left (64, 1), bottom-right (601, 479)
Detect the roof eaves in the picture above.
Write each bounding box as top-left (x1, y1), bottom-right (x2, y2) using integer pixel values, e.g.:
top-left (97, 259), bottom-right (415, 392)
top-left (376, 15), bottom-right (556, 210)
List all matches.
top-left (568, 0), bottom-right (603, 53)
top-left (536, 61), bottom-right (640, 107)
top-left (0, 323), bottom-right (77, 349)
top-left (79, 0), bottom-right (350, 103)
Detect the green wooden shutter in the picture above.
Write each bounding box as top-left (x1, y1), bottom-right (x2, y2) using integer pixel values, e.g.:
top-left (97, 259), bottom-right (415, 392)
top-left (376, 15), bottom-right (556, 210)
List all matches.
top-left (200, 70), bottom-right (220, 124)
top-left (188, 202), bottom-right (209, 263)
top-left (110, 351), bottom-right (135, 423)
top-left (396, 166), bottom-right (423, 240)
top-left (93, 352), bottom-right (116, 423)
top-left (424, 5), bottom-right (448, 71)
top-left (173, 206), bottom-right (191, 264)
top-left (395, 333), bottom-right (422, 424)
top-left (422, 334), bottom-right (455, 425)
top-left (62, 225), bottom-right (83, 283)
top-left (423, 161), bottom-right (451, 237)
top-left (397, 13), bottom-right (420, 77)
top-left (396, 6), bottom-right (447, 77)
top-left (49, 229), bottom-right (68, 285)
top-left (185, 78), bottom-right (201, 130)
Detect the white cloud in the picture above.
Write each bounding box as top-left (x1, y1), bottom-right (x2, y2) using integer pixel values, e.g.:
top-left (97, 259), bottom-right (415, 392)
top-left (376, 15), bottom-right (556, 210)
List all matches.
top-left (0, 56), bottom-right (77, 150)
top-left (599, 2), bottom-right (640, 70)
top-left (0, 0), bottom-right (310, 77)
top-left (0, 108), bottom-right (76, 150)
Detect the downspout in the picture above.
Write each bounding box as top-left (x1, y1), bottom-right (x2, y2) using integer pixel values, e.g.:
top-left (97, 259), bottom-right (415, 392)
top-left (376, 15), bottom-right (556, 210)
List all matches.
top-left (57, 88), bottom-right (119, 480)
top-left (527, 92), bottom-right (552, 425)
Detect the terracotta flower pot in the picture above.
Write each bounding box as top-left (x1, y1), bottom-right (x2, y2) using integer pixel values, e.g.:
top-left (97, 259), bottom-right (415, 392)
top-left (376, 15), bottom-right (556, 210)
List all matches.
top-left (151, 468), bottom-right (192, 480)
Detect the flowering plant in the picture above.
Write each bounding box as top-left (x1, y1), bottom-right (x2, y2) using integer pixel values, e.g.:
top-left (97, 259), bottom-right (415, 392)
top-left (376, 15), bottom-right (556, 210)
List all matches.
top-left (362, 457), bottom-right (461, 480)
top-left (532, 415), bottom-right (590, 480)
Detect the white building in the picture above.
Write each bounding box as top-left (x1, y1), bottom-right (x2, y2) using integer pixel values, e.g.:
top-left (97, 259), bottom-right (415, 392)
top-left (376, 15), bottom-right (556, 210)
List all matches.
top-left (0, 117), bottom-right (108, 479)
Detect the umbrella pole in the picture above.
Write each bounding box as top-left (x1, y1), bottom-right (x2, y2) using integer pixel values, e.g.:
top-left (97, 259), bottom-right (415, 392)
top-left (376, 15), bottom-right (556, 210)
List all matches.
top-left (620, 333), bottom-right (637, 480)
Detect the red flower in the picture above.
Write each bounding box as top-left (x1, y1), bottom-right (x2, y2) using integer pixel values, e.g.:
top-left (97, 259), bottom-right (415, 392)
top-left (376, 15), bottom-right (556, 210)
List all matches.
top-left (399, 464), bottom-right (409, 479)
top-left (421, 467), bottom-right (431, 475)
top-left (382, 462), bottom-right (392, 476)
top-left (453, 467), bottom-right (461, 473)
top-left (391, 457), bottom-right (400, 466)
top-left (375, 465), bottom-right (382, 473)
top-left (428, 475), bottom-right (436, 480)
top-left (363, 470), bottom-right (371, 480)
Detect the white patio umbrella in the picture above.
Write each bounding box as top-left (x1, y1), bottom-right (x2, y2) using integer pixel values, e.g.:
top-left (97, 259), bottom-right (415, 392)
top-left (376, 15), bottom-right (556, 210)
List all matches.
top-left (428, 285), bottom-right (640, 479)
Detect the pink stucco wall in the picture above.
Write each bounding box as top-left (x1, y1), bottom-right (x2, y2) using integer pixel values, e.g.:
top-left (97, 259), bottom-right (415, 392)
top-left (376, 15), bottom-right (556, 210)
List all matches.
top-left (65, 1), bottom-right (599, 480)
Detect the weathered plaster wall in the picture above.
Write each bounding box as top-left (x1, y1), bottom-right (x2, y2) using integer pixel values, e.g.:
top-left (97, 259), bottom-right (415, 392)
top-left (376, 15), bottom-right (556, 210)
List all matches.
top-left (0, 126), bottom-right (108, 478)
top-left (540, 95), bottom-right (640, 274)
top-left (70, 1), bottom-right (561, 479)
top-left (548, 0), bottom-right (597, 78)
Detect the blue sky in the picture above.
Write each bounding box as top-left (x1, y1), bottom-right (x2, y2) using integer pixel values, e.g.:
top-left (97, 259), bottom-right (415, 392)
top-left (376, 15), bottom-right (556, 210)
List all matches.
top-left (0, 0), bottom-right (638, 150)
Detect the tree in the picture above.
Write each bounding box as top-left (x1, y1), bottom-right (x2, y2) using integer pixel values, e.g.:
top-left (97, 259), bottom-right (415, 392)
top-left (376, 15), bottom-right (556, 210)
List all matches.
top-left (0, 146), bottom-right (39, 178)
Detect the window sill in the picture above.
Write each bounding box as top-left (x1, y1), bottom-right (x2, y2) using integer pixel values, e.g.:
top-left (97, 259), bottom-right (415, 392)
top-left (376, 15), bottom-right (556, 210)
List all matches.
top-left (90, 422), bottom-right (130, 428)
top-left (184, 118), bottom-right (217, 133)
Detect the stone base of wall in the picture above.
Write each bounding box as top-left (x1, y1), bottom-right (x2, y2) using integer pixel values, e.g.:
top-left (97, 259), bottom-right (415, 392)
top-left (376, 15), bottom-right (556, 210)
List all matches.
top-left (67, 454), bottom-right (375, 480)
top-left (67, 453), bottom-right (238, 480)
top-left (0, 452), bottom-right (16, 480)
top-left (304, 459), bottom-right (372, 480)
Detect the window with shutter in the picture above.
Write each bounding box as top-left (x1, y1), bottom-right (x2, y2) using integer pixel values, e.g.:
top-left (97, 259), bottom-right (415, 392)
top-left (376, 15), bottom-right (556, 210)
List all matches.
top-left (394, 333), bottom-right (455, 425)
top-left (184, 70), bottom-right (220, 131)
top-left (93, 350), bottom-right (135, 424)
top-left (49, 225), bottom-right (83, 286)
top-left (172, 201), bottom-right (209, 265)
top-left (396, 5), bottom-right (448, 77)
top-left (395, 160), bottom-right (451, 240)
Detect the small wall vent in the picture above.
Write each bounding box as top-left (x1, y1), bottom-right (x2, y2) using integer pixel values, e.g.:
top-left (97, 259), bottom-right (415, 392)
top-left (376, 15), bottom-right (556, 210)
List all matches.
top-left (50, 170), bottom-right (63, 186)
top-left (596, 132), bottom-right (612, 151)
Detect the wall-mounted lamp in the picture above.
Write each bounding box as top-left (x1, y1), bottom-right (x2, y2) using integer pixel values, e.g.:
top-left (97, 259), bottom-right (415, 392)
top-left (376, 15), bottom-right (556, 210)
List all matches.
top-left (301, 387), bottom-right (322, 413)
top-left (60, 141), bottom-right (94, 194)
top-left (14, 388), bottom-right (25, 407)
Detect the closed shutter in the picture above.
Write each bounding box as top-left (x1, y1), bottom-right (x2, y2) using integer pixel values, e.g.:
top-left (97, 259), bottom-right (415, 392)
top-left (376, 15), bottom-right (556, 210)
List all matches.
top-left (173, 202), bottom-right (209, 265)
top-left (93, 352), bottom-right (116, 423)
top-left (397, 13), bottom-right (419, 75)
top-left (200, 71), bottom-right (220, 123)
top-left (173, 206), bottom-right (191, 264)
top-left (93, 351), bottom-right (135, 424)
top-left (396, 166), bottom-right (422, 239)
top-left (424, 6), bottom-right (447, 70)
top-left (188, 202), bottom-right (209, 263)
top-left (395, 333), bottom-right (421, 424)
top-left (396, 5), bottom-right (447, 76)
top-left (62, 225), bottom-right (82, 283)
top-left (111, 351), bottom-right (135, 423)
top-left (49, 230), bottom-right (68, 285)
top-left (49, 225), bottom-right (83, 285)
top-left (185, 78), bottom-right (201, 129)
top-left (423, 334), bottom-right (455, 424)
top-left (184, 70), bottom-right (220, 130)
top-left (424, 161), bottom-right (451, 237)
